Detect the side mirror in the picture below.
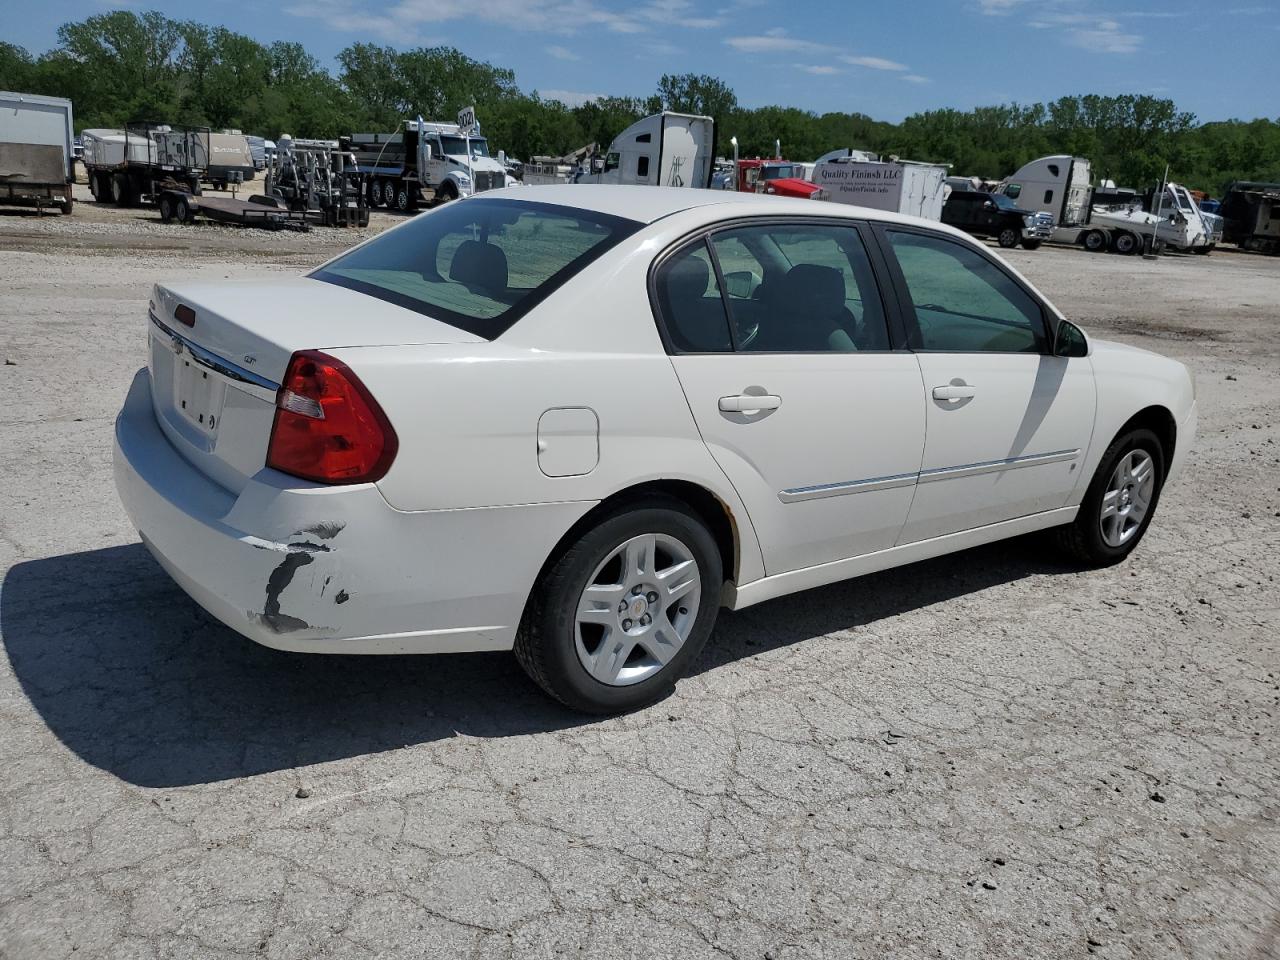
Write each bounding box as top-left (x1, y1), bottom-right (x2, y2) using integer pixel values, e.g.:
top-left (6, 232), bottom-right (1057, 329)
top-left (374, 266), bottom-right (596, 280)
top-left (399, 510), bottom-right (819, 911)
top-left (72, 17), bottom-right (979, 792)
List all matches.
top-left (983, 200), bottom-right (996, 210)
top-left (1054, 320), bottom-right (1088, 358)
top-left (424, 145), bottom-right (433, 161)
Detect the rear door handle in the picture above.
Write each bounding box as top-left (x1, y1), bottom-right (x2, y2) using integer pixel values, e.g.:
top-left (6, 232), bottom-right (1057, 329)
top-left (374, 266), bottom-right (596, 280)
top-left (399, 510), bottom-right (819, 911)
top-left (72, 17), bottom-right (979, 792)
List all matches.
top-left (719, 394), bottom-right (781, 413)
top-left (932, 384), bottom-right (976, 401)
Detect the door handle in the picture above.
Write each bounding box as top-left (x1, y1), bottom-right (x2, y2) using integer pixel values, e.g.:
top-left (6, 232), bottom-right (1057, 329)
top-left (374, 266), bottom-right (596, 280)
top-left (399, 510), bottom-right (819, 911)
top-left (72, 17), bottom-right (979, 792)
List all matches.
top-left (719, 394), bottom-right (781, 413)
top-left (932, 384), bottom-right (976, 401)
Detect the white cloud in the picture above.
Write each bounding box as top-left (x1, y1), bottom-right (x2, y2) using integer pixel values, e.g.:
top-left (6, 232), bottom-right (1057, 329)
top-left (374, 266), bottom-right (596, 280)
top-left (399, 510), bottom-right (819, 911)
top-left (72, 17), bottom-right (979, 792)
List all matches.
top-left (291, 0), bottom-right (723, 37)
top-left (545, 45), bottom-right (580, 61)
top-left (978, 0), bottom-right (1027, 13)
top-left (901, 74), bottom-right (931, 84)
top-left (539, 89), bottom-right (604, 107)
top-left (841, 55), bottom-right (908, 71)
top-left (797, 64), bottom-right (841, 75)
top-left (1066, 20), bottom-right (1141, 53)
top-left (724, 29), bottom-right (831, 53)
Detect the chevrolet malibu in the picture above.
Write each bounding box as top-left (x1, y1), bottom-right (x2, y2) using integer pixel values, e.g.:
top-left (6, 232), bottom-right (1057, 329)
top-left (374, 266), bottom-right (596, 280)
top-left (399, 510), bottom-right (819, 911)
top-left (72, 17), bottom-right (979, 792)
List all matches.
top-left (115, 186), bottom-right (1196, 713)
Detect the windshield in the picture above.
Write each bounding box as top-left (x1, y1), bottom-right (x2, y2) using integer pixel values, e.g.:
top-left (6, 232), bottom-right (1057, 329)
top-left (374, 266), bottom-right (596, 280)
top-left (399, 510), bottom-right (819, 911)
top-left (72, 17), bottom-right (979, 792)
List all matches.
top-left (992, 194), bottom-right (1021, 211)
top-left (761, 165), bottom-right (794, 180)
top-left (312, 199), bottom-right (640, 339)
top-left (439, 135), bottom-right (489, 158)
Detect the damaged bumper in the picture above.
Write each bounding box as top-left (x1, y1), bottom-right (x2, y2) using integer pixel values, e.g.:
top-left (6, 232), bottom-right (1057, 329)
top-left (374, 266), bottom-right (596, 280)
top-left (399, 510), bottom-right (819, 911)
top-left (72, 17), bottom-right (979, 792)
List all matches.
top-left (113, 369), bottom-right (584, 655)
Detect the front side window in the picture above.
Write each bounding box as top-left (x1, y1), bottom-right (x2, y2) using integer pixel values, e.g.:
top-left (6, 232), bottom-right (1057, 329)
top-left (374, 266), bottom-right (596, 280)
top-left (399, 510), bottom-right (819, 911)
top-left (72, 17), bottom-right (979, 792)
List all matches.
top-left (314, 199), bottom-right (639, 339)
top-left (1004, 183), bottom-right (1022, 199)
top-left (887, 231), bottom-right (1046, 353)
top-left (709, 223), bottom-right (890, 353)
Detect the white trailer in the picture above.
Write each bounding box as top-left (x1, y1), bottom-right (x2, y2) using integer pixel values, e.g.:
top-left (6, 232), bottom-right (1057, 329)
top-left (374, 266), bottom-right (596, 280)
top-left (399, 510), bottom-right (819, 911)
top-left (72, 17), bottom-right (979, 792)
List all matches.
top-left (0, 91), bottom-right (75, 215)
top-left (812, 157), bottom-right (948, 220)
top-left (584, 112), bottom-right (715, 189)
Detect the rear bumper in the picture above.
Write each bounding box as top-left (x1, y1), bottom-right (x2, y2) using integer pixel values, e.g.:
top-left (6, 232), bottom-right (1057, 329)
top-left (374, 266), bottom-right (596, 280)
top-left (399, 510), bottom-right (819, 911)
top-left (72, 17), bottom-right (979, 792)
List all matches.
top-left (113, 368), bottom-right (591, 654)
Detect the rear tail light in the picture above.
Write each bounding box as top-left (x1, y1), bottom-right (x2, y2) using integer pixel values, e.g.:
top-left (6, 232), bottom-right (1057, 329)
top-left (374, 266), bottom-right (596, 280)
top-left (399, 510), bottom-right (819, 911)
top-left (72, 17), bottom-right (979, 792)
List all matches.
top-left (266, 350), bottom-right (398, 484)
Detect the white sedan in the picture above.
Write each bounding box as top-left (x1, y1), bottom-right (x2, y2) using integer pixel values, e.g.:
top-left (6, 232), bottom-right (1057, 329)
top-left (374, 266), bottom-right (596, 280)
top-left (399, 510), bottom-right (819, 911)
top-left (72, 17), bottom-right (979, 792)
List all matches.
top-left (114, 186), bottom-right (1196, 713)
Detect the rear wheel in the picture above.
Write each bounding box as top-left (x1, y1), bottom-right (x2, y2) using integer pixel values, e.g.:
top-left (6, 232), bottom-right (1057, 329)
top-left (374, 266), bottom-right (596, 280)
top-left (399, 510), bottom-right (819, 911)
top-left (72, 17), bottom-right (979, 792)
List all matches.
top-left (111, 174), bottom-right (131, 208)
top-left (515, 497), bottom-right (723, 714)
top-left (1112, 231), bottom-right (1139, 255)
top-left (1055, 427), bottom-right (1165, 566)
top-left (159, 195), bottom-right (174, 223)
top-left (1083, 229), bottom-right (1108, 252)
top-left (175, 195), bottom-right (193, 224)
top-left (997, 226), bottom-right (1020, 248)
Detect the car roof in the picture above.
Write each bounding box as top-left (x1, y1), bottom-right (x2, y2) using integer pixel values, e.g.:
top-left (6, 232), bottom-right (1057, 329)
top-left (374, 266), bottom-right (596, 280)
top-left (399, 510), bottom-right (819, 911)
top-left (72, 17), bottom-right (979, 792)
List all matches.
top-left (483, 184), bottom-right (950, 231)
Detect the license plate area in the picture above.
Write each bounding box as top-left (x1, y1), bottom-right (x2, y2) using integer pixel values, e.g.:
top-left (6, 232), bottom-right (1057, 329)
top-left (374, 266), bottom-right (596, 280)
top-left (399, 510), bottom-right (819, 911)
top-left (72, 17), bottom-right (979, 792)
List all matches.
top-left (175, 354), bottom-right (227, 438)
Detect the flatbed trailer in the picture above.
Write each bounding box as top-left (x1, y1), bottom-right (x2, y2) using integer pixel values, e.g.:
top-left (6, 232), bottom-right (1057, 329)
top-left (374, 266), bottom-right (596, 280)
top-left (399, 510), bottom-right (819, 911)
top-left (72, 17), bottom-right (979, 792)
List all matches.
top-left (157, 190), bottom-right (310, 231)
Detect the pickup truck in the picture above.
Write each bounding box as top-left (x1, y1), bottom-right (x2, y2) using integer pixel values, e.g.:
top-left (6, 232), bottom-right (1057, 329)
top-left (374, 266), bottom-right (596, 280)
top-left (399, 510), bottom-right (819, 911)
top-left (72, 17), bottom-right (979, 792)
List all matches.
top-left (942, 189), bottom-right (1052, 249)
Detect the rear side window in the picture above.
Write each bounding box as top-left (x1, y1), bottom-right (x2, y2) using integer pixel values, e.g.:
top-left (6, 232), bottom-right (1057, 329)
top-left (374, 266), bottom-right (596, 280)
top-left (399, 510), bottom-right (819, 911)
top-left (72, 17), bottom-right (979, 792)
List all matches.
top-left (710, 224), bottom-right (890, 353)
top-left (313, 199), bottom-right (640, 339)
top-left (654, 242), bottom-right (732, 353)
top-left (887, 230), bottom-right (1046, 353)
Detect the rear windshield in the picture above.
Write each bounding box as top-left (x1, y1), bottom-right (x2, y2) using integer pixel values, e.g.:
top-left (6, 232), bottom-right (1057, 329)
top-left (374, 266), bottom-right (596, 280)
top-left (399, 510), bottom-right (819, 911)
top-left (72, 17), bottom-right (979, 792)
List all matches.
top-left (312, 198), bottom-right (641, 339)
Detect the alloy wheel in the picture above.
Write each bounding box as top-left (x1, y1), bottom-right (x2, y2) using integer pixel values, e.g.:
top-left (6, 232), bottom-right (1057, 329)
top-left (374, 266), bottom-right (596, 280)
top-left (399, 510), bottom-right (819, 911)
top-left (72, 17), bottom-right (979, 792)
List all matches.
top-left (574, 533), bottom-right (701, 686)
top-left (1099, 449), bottom-right (1155, 547)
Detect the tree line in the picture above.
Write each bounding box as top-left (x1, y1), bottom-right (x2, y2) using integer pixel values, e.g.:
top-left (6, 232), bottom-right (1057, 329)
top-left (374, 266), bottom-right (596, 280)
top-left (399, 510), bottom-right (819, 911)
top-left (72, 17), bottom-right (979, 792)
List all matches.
top-left (3, 10), bottom-right (1278, 195)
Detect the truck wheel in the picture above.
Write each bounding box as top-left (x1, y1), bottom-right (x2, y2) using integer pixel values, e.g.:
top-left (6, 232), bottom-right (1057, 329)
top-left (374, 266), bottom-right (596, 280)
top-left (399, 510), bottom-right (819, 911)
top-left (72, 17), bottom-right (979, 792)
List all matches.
top-left (394, 185), bottom-right (411, 211)
top-left (88, 174), bottom-right (100, 200)
top-left (435, 181), bottom-right (459, 206)
top-left (997, 227), bottom-right (1020, 248)
top-left (175, 196), bottom-right (193, 224)
top-left (1082, 229), bottom-right (1108, 252)
top-left (369, 180), bottom-right (383, 206)
top-left (159, 195), bottom-right (174, 223)
top-left (60, 196), bottom-right (74, 216)
top-left (111, 175), bottom-right (131, 208)
top-left (1020, 239), bottom-right (1042, 250)
top-left (1112, 231), bottom-right (1138, 255)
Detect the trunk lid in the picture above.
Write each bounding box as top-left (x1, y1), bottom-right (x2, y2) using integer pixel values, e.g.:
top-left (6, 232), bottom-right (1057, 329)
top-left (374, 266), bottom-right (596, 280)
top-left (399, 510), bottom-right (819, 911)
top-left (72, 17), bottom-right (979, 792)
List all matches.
top-left (147, 277), bottom-right (481, 494)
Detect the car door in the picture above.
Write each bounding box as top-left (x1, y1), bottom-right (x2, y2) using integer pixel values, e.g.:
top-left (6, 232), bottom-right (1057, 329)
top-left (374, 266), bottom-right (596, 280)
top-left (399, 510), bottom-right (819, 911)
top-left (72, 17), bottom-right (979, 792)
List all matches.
top-left (655, 219), bottom-right (926, 576)
top-left (876, 226), bottom-right (1096, 544)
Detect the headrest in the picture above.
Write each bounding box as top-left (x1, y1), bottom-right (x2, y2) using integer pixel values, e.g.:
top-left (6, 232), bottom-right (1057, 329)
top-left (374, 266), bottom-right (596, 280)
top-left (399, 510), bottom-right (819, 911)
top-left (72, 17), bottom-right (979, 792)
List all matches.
top-left (449, 240), bottom-right (508, 292)
top-left (666, 254), bottom-right (711, 305)
top-left (777, 264), bottom-right (845, 316)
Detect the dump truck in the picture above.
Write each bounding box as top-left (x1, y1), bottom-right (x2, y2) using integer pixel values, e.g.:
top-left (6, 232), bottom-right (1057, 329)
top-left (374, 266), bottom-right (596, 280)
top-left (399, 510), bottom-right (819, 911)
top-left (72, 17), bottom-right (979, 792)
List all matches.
top-left (0, 91), bottom-right (75, 215)
top-left (1218, 182), bottom-right (1280, 254)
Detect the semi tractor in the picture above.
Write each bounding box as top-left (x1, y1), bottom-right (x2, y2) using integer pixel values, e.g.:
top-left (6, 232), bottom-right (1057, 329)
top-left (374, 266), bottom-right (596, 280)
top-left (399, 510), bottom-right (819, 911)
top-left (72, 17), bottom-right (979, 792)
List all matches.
top-left (995, 155), bottom-right (1217, 255)
top-left (581, 112), bottom-right (716, 189)
top-left (83, 122), bottom-right (208, 206)
top-left (0, 91), bottom-right (75, 215)
top-left (350, 110), bottom-right (513, 211)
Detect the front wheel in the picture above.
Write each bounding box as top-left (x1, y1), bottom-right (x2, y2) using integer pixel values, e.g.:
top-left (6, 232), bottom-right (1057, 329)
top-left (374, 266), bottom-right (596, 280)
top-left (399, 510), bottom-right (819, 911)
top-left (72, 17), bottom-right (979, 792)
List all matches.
top-left (515, 498), bottom-right (723, 713)
top-left (1055, 428), bottom-right (1165, 566)
top-left (997, 227), bottom-right (1020, 248)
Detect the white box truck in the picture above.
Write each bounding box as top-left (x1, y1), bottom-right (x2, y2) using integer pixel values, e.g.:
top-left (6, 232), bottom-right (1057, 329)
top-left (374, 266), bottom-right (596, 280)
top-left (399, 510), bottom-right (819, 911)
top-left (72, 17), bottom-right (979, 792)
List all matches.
top-left (0, 91), bottom-right (75, 215)
top-left (812, 157), bottom-right (948, 219)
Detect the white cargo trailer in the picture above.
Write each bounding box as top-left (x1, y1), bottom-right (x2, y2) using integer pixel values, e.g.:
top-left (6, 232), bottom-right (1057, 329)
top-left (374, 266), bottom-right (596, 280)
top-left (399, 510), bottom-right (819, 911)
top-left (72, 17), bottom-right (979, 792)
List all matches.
top-left (812, 157), bottom-right (948, 219)
top-left (0, 91), bottom-right (75, 214)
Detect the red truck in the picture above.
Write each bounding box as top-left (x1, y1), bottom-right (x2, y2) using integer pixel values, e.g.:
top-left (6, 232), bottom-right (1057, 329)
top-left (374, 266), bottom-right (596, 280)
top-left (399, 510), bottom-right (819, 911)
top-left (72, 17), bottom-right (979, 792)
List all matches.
top-left (733, 158), bottom-right (824, 199)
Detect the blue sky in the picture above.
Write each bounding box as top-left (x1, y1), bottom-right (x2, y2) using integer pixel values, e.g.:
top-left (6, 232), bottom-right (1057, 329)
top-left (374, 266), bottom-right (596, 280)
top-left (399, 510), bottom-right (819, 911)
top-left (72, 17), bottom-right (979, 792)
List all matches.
top-left (8, 0), bottom-right (1279, 122)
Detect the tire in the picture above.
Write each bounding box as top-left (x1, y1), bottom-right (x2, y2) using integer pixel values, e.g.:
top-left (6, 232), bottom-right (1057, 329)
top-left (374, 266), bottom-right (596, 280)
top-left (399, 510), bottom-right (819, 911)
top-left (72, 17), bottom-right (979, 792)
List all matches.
top-left (1021, 239), bottom-right (1042, 250)
top-left (88, 173), bottom-right (100, 200)
top-left (111, 174), bottom-right (130, 208)
top-left (394, 185), bottom-right (411, 211)
top-left (435, 181), bottom-right (458, 205)
top-left (1082, 229), bottom-right (1108, 252)
top-left (175, 196), bottom-right (192, 224)
top-left (1055, 427), bottom-right (1165, 567)
top-left (60, 198), bottom-right (73, 216)
top-left (159, 195), bottom-right (174, 223)
top-left (1112, 231), bottom-right (1139, 255)
top-left (997, 226), bottom-right (1020, 248)
top-left (370, 180), bottom-right (383, 206)
top-left (514, 496), bottom-right (723, 714)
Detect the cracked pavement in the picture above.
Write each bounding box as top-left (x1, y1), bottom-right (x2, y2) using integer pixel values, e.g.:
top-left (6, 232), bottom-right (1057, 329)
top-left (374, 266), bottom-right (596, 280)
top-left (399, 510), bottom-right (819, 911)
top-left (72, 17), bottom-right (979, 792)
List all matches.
top-left (1, 211), bottom-right (1278, 959)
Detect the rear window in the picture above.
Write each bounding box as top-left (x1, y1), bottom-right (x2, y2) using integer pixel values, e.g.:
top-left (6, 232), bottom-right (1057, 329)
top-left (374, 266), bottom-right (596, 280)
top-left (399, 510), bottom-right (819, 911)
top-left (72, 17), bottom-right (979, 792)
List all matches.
top-left (312, 198), bottom-right (641, 339)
